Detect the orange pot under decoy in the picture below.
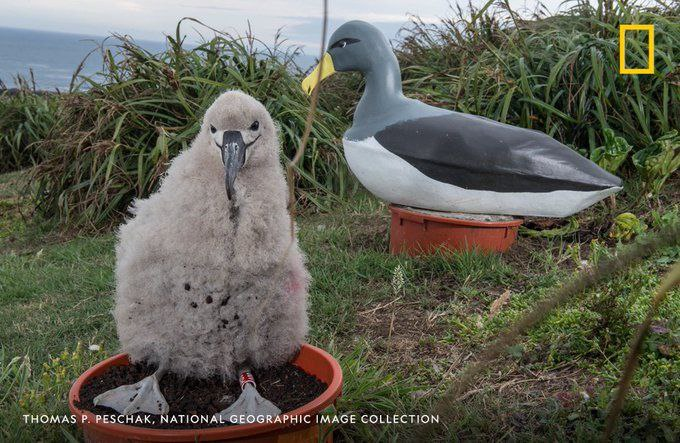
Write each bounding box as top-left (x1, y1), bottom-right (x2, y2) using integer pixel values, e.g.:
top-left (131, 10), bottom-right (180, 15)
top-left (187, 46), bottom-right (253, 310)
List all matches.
top-left (389, 205), bottom-right (523, 256)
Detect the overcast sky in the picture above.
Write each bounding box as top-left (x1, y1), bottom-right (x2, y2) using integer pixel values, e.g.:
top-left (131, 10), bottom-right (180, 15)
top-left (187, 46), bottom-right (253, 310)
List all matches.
top-left (0, 0), bottom-right (572, 51)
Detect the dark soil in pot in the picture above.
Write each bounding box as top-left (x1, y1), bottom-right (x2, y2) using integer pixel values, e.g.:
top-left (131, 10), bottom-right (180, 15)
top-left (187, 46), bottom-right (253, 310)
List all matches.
top-left (75, 362), bottom-right (328, 429)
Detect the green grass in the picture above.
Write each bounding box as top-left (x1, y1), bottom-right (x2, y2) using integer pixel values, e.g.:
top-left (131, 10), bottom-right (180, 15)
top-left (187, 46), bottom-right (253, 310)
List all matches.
top-left (0, 86), bottom-right (60, 173)
top-left (28, 19), bottom-right (352, 227)
top-left (0, 1), bottom-right (674, 229)
top-left (0, 235), bottom-right (116, 358)
top-left (0, 173), bottom-right (680, 441)
top-left (397, 1), bottom-right (679, 154)
top-left (0, 2), bottom-right (678, 438)
top-left (1, 170), bottom-right (678, 440)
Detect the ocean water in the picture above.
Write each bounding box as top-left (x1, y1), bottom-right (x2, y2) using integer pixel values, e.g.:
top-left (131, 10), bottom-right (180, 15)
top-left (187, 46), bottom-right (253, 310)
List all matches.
top-left (0, 26), bottom-right (316, 92)
top-left (0, 27), bottom-right (166, 91)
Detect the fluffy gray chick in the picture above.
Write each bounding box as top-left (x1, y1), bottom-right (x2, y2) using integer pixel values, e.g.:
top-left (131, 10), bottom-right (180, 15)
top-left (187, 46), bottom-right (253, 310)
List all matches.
top-left (95, 91), bottom-right (309, 415)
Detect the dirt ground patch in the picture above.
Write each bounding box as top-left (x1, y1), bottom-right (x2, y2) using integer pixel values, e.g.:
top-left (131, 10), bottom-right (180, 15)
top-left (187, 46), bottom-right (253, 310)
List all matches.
top-left (340, 211), bottom-right (390, 252)
top-left (356, 301), bottom-right (463, 372)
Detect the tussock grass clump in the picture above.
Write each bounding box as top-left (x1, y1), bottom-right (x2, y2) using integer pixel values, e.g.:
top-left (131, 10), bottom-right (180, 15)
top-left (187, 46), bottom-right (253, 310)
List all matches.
top-left (397, 0), bottom-right (679, 155)
top-left (32, 20), bottom-right (349, 226)
top-left (11, 1), bottom-right (680, 227)
top-left (0, 81), bottom-right (60, 173)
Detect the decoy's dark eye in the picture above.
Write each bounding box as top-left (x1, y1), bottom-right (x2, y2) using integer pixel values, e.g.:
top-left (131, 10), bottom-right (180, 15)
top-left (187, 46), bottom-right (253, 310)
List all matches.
top-left (330, 38), bottom-right (360, 50)
top-left (210, 125), bottom-right (217, 134)
top-left (250, 120), bottom-right (259, 131)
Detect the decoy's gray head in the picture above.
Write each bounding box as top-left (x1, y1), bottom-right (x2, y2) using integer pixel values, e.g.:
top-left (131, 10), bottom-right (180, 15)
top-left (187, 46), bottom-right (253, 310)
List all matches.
top-left (302, 20), bottom-right (397, 94)
top-left (202, 91), bottom-right (278, 200)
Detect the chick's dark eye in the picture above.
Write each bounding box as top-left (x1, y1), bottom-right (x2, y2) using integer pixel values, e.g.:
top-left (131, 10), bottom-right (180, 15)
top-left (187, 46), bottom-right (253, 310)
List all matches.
top-left (250, 120), bottom-right (259, 131)
top-left (210, 125), bottom-right (217, 134)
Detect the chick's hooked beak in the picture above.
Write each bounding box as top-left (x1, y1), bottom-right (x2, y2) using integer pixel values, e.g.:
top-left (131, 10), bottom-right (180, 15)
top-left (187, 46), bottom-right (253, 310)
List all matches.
top-left (219, 131), bottom-right (248, 200)
top-left (301, 52), bottom-right (335, 95)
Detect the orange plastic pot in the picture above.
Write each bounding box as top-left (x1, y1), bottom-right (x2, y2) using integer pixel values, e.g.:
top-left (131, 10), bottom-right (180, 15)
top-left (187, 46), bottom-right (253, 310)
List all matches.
top-left (69, 344), bottom-right (342, 443)
top-left (389, 205), bottom-right (523, 256)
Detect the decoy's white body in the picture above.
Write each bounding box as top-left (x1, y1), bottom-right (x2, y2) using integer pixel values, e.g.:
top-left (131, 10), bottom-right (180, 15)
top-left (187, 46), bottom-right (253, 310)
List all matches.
top-left (303, 21), bottom-right (622, 218)
top-left (343, 137), bottom-right (618, 218)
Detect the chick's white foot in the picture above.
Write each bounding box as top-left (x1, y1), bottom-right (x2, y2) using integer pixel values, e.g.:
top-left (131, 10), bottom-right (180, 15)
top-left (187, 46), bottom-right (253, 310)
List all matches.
top-left (93, 372), bottom-right (169, 415)
top-left (214, 374), bottom-right (281, 424)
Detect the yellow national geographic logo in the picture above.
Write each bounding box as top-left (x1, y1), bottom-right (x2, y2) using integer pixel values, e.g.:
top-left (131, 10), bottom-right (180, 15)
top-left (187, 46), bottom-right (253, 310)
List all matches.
top-left (619, 24), bottom-right (655, 74)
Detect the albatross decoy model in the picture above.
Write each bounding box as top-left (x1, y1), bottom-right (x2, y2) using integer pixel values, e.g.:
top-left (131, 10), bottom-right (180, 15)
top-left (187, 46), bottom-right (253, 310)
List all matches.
top-left (302, 21), bottom-right (622, 218)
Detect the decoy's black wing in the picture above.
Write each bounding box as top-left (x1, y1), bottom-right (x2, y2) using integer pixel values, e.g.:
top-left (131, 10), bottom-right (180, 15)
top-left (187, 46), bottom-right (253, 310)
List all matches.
top-left (373, 112), bottom-right (621, 193)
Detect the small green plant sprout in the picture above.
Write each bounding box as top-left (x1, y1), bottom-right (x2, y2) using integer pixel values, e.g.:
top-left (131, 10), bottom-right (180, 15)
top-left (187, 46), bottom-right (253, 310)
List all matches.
top-left (609, 212), bottom-right (647, 242)
top-left (18, 342), bottom-right (105, 412)
top-left (566, 243), bottom-right (586, 269)
top-left (590, 128), bottom-right (632, 174)
top-left (587, 239), bottom-right (611, 266)
top-left (650, 206), bottom-right (679, 230)
top-left (632, 130), bottom-right (680, 196)
top-left (391, 263), bottom-right (406, 296)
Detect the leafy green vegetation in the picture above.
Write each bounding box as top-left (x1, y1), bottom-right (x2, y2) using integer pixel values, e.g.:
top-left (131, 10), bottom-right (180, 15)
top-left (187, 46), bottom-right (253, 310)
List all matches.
top-left (0, 171), bottom-right (678, 441)
top-left (29, 19), bottom-right (351, 226)
top-left (0, 1), bottom-right (675, 227)
top-left (610, 212), bottom-right (647, 241)
top-left (591, 128), bottom-right (633, 174)
top-left (1, 344), bottom-right (108, 442)
top-left (397, 1), bottom-right (679, 155)
top-left (633, 130), bottom-right (680, 196)
top-left (0, 86), bottom-right (60, 173)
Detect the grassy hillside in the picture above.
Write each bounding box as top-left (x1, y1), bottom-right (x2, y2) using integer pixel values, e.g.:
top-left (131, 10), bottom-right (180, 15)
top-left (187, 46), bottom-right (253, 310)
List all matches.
top-left (0, 1), bottom-right (677, 227)
top-left (1, 170), bottom-right (679, 441)
top-left (29, 21), bottom-right (351, 226)
top-left (398, 1), bottom-right (679, 151)
top-left (0, 0), bottom-right (679, 440)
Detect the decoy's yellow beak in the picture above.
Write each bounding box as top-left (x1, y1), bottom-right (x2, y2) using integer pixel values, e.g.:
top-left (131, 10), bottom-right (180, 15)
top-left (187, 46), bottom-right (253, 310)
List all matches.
top-left (301, 52), bottom-right (335, 95)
